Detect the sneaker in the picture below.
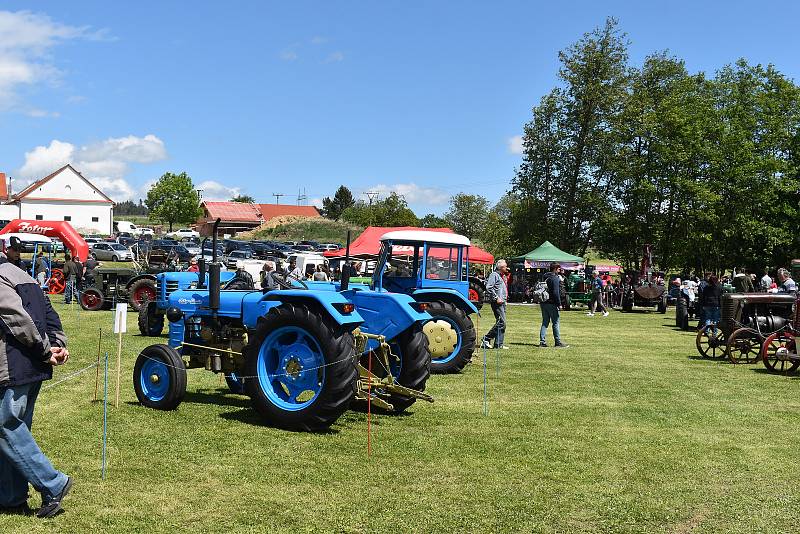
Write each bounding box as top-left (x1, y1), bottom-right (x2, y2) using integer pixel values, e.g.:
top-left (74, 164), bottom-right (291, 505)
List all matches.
top-left (538, 342), bottom-right (548, 348)
top-left (37, 477), bottom-right (72, 519)
top-left (497, 345), bottom-right (510, 350)
top-left (554, 343), bottom-right (570, 349)
top-left (0, 502), bottom-right (34, 516)
top-left (480, 340), bottom-right (492, 349)
top-left (602, 311), bottom-right (609, 317)
top-left (586, 312), bottom-right (594, 316)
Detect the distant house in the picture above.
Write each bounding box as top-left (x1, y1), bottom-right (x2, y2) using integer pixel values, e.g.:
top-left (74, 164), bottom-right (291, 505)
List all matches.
top-left (198, 201), bottom-right (321, 236)
top-left (0, 165), bottom-right (114, 234)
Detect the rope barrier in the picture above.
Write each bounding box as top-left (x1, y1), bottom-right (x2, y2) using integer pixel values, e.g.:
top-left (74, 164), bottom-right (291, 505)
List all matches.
top-left (42, 361), bottom-right (99, 391)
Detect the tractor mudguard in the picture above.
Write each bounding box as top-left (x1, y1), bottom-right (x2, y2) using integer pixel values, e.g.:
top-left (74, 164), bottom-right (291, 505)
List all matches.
top-left (346, 290), bottom-right (430, 342)
top-left (412, 288), bottom-right (479, 316)
top-left (125, 273), bottom-right (157, 290)
top-left (260, 289), bottom-right (364, 329)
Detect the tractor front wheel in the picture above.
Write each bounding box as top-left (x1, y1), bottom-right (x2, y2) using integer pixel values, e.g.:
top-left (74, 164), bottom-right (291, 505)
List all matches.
top-left (80, 287), bottom-right (105, 311)
top-left (133, 344), bottom-right (187, 410)
top-left (243, 303), bottom-right (357, 431)
top-left (761, 332), bottom-right (800, 373)
top-left (138, 300), bottom-right (164, 336)
top-left (696, 324), bottom-right (726, 359)
top-left (422, 301), bottom-right (476, 374)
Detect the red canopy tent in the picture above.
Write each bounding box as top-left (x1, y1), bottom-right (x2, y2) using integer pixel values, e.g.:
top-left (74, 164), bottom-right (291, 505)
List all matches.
top-left (323, 226), bottom-right (494, 265)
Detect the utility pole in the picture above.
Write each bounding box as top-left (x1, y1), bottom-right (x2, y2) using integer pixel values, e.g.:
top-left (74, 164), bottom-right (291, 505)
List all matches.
top-left (364, 191), bottom-right (379, 226)
top-left (297, 187), bottom-right (307, 206)
top-left (272, 193), bottom-right (284, 205)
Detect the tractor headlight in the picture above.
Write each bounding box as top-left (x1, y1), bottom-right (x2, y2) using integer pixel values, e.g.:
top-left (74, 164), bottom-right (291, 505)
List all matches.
top-left (410, 302), bottom-right (429, 313)
top-left (166, 306), bottom-right (184, 323)
top-left (332, 303), bottom-right (355, 314)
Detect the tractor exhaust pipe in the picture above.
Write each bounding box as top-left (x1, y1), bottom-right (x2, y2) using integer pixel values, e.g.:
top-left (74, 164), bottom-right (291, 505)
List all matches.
top-left (209, 218), bottom-right (221, 314)
top-left (339, 230), bottom-right (352, 291)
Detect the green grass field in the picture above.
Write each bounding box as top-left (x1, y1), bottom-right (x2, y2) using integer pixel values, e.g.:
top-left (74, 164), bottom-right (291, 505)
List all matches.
top-left (3, 303), bottom-right (800, 533)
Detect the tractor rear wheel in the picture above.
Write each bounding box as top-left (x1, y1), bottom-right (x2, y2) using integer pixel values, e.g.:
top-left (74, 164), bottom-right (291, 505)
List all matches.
top-left (383, 324), bottom-right (431, 412)
top-left (696, 324), bottom-right (726, 359)
top-left (79, 287), bottom-right (105, 311)
top-left (423, 300), bottom-right (476, 374)
top-left (243, 303), bottom-right (357, 431)
top-left (657, 295), bottom-right (668, 314)
top-left (138, 300), bottom-right (164, 336)
top-left (727, 328), bottom-right (762, 364)
top-left (133, 344), bottom-right (187, 410)
top-left (128, 278), bottom-right (157, 311)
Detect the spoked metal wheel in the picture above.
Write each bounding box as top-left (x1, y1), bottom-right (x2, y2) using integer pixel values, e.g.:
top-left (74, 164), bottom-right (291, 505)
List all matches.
top-left (696, 324), bottom-right (726, 359)
top-left (727, 328), bottom-right (763, 364)
top-left (761, 332), bottom-right (800, 374)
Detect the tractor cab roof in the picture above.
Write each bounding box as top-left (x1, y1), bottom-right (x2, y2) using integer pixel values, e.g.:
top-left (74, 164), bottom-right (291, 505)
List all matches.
top-left (379, 230), bottom-right (470, 247)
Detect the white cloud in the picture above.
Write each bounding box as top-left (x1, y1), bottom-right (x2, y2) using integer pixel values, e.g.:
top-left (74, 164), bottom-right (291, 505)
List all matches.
top-left (0, 10), bottom-right (109, 111)
top-left (19, 134), bottom-right (168, 201)
top-left (370, 183), bottom-right (449, 206)
top-left (279, 50), bottom-right (298, 61)
top-left (325, 51), bottom-right (344, 63)
top-left (507, 135), bottom-right (524, 155)
top-left (196, 180), bottom-right (241, 202)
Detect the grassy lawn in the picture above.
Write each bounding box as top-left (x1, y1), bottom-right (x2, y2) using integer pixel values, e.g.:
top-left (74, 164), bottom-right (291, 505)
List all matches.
top-left (3, 303), bottom-right (800, 532)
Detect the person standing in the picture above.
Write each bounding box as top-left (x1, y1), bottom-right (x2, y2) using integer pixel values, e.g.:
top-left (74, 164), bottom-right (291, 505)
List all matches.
top-left (62, 255), bottom-right (77, 304)
top-left (313, 265), bottom-right (329, 281)
top-left (187, 258), bottom-right (199, 272)
top-left (261, 261), bottom-right (278, 290)
top-left (34, 252), bottom-right (48, 287)
top-left (0, 249), bottom-right (72, 518)
top-left (699, 274), bottom-right (723, 328)
top-left (481, 259), bottom-right (509, 350)
top-left (760, 268), bottom-right (772, 292)
top-left (540, 262), bottom-right (569, 348)
top-left (772, 268), bottom-right (797, 295)
top-left (587, 270), bottom-right (609, 317)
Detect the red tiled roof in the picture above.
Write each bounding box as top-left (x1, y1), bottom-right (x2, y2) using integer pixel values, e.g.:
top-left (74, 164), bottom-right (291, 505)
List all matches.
top-left (202, 202), bottom-right (320, 223)
top-left (0, 173), bottom-right (7, 200)
top-left (203, 201), bottom-right (263, 222)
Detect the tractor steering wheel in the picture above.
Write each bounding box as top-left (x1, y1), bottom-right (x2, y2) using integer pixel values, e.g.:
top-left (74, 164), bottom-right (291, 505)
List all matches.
top-left (270, 272), bottom-right (309, 290)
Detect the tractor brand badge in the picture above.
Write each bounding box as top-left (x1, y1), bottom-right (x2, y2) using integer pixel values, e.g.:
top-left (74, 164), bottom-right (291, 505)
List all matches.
top-left (177, 298), bottom-right (201, 305)
top-left (17, 222), bottom-right (54, 234)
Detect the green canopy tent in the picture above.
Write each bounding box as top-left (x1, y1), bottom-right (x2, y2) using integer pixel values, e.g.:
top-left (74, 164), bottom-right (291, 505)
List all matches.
top-left (513, 241), bottom-right (585, 270)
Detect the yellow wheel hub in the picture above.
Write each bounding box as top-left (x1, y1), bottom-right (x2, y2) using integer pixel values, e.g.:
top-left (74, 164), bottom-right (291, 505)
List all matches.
top-left (423, 319), bottom-right (458, 359)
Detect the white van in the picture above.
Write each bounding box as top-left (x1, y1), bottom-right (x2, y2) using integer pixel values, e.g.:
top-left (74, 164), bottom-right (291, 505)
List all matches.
top-left (114, 221), bottom-right (140, 235)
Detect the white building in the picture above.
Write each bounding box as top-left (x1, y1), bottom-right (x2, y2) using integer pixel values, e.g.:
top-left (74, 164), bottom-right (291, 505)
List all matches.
top-left (0, 165), bottom-right (114, 234)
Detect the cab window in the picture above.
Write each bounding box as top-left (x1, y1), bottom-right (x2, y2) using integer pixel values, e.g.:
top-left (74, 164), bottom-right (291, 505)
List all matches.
top-left (425, 246), bottom-right (461, 281)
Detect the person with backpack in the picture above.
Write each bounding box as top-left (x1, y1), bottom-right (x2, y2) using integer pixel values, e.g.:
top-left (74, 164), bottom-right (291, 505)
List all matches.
top-left (481, 259), bottom-right (509, 350)
top-left (539, 262), bottom-right (569, 348)
top-left (587, 270), bottom-right (609, 317)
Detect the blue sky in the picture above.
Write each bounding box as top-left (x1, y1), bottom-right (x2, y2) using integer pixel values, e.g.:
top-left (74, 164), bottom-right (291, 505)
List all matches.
top-left (1, 1), bottom-right (799, 214)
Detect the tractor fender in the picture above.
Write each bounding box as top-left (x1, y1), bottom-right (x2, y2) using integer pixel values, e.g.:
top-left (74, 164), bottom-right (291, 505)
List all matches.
top-left (259, 290), bottom-right (363, 329)
top-left (125, 273), bottom-right (157, 290)
top-left (346, 290), bottom-right (430, 342)
top-left (412, 288), bottom-right (479, 316)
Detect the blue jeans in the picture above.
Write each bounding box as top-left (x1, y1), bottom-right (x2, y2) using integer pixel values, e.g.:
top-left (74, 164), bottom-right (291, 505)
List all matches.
top-left (0, 382), bottom-right (68, 506)
top-left (703, 306), bottom-right (721, 326)
top-left (483, 302), bottom-right (506, 347)
top-left (64, 279), bottom-right (76, 304)
top-left (540, 303), bottom-right (562, 345)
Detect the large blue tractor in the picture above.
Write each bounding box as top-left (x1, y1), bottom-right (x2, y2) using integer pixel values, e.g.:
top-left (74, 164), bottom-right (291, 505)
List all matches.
top-left (134, 221), bottom-right (432, 431)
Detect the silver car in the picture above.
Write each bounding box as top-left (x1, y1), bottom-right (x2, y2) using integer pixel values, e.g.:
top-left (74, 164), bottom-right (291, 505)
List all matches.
top-left (91, 242), bottom-right (133, 261)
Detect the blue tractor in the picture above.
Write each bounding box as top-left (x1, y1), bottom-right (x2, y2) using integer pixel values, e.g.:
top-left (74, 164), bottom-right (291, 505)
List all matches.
top-left (370, 230), bottom-right (479, 374)
top-left (137, 269), bottom-right (252, 336)
top-left (134, 220), bottom-right (433, 431)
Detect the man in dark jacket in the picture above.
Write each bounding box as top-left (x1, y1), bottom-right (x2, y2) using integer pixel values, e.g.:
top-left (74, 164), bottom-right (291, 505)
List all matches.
top-left (63, 255), bottom-right (77, 304)
top-left (0, 252), bottom-right (72, 518)
top-left (539, 262), bottom-right (569, 348)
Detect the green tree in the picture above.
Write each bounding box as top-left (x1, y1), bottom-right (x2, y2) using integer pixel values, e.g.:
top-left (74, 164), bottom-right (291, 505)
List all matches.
top-left (479, 194), bottom-right (519, 259)
top-left (419, 213), bottom-right (448, 228)
top-left (145, 172), bottom-right (202, 231)
top-left (341, 193), bottom-right (419, 227)
top-left (444, 194), bottom-right (489, 239)
top-left (321, 186), bottom-right (355, 220)
top-left (231, 194), bottom-right (256, 203)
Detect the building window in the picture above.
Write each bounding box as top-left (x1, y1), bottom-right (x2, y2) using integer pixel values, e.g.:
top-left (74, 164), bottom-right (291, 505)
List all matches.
top-left (92, 217), bottom-right (99, 222)
top-left (64, 216), bottom-right (71, 222)
top-left (35, 215), bottom-right (43, 220)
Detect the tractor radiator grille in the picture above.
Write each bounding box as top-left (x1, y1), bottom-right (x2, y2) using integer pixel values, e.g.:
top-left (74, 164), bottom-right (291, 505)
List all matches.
top-left (156, 280), bottom-right (180, 298)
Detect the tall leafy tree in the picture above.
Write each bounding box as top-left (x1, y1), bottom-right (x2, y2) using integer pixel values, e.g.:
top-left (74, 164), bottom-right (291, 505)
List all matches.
top-left (321, 186), bottom-right (355, 220)
top-left (145, 172), bottom-right (202, 231)
top-left (444, 194), bottom-right (490, 239)
top-left (341, 193), bottom-right (419, 227)
top-left (420, 213), bottom-right (448, 228)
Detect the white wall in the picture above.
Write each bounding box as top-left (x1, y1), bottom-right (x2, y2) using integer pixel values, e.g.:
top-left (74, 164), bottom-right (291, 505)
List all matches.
top-left (18, 200), bottom-right (113, 234)
top-left (0, 204), bottom-right (19, 220)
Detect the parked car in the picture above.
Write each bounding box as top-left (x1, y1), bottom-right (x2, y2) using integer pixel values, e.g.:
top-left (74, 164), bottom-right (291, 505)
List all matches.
top-left (226, 249), bottom-right (253, 269)
top-left (299, 240), bottom-right (322, 250)
top-left (152, 238), bottom-right (178, 247)
top-left (84, 237), bottom-right (102, 246)
top-left (138, 227), bottom-right (155, 236)
top-left (319, 243), bottom-right (342, 251)
top-left (151, 244), bottom-right (194, 262)
top-left (183, 243), bottom-right (201, 256)
top-left (167, 228), bottom-right (200, 239)
top-left (91, 242), bottom-right (133, 261)
top-left (292, 244), bottom-right (315, 252)
top-left (118, 236), bottom-right (138, 247)
top-left (223, 239), bottom-right (254, 255)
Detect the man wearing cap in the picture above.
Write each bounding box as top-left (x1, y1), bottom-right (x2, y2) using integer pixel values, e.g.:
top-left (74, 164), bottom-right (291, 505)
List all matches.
top-left (62, 255), bottom-right (77, 305)
top-left (0, 245), bottom-right (72, 518)
top-left (4, 238), bottom-right (24, 270)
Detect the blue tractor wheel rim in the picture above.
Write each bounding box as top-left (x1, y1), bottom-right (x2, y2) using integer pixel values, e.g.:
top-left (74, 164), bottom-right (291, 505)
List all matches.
top-left (256, 326), bottom-right (325, 411)
top-left (140, 358), bottom-right (170, 402)
top-left (424, 316), bottom-right (462, 364)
